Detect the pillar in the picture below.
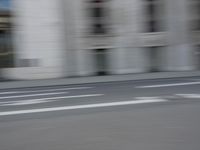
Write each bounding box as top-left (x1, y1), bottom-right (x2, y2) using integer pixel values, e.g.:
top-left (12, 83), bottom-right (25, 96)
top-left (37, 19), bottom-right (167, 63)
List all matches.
top-left (3, 0), bottom-right (66, 80)
top-left (162, 0), bottom-right (195, 71)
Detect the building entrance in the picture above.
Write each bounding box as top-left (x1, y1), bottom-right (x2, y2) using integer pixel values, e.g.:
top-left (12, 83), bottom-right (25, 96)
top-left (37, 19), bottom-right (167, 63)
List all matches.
top-left (94, 48), bottom-right (108, 75)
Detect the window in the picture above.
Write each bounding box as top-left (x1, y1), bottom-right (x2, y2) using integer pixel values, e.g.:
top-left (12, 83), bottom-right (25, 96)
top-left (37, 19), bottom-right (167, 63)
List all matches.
top-left (190, 0), bottom-right (200, 31)
top-left (0, 10), bottom-right (14, 68)
top-left (144, 0), bottom-right (162, 32)
top-left (92, 6), bottom-right (105, 18)
top-left (88, 0), bottom-right (108, 35)
top-left (93, 23), bottom-right (106, 34)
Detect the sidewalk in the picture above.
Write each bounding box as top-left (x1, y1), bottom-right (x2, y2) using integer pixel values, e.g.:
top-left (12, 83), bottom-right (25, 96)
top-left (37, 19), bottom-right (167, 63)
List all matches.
top-left (0, 71), bottom-right (200, 90)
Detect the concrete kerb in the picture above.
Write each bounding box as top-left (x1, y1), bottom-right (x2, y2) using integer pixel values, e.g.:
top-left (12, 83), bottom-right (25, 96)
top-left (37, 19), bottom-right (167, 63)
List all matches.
top-left (0, 71), bottom-right (200, 90)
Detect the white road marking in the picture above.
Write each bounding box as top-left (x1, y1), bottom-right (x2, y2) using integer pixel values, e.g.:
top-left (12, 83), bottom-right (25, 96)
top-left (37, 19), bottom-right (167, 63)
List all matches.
top-left (135, 97), bottom-right (162, 100)
top-left (176, 94), bottom-right (200, 99)
top-left (0, 87), bottom-right (93, 95)
top-left (0, 91), bottom-right (21, 95)
top-left (136, 82), bottom-right (200, 88)
top-left (1, 100), bottom-right (57, 106)
top-left (183, 78), bottom-right (200, 82)
top-left (0, 99), bottom-right (167, 116)
top-left (0, 92), bottom-right (69, 99)
top-left (22, 87), bottom-right (93, 93)
top-left (0, 94), bottom-right (104, 106)
top-left (161, 95), bottom-right (178, 99)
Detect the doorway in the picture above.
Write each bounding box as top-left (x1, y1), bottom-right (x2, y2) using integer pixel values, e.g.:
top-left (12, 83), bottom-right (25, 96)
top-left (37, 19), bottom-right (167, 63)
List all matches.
top-left (94, 48), bottom-right (108, 75)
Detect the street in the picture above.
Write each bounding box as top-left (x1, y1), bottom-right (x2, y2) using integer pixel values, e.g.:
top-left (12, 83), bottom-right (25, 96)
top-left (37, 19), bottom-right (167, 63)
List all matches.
top-left (0, 77), bottom-right (200, 150)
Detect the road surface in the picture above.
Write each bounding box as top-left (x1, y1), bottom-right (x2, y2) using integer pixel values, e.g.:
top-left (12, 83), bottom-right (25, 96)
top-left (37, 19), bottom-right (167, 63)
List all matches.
top-left (0, 77), bottom-right (200, 150)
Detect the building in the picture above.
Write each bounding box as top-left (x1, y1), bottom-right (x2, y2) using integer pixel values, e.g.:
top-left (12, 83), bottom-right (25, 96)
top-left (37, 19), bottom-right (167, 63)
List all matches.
top-left (1, 0), bottom-right (200, 80)
top-left (0, 10), bottom-right (13, 69)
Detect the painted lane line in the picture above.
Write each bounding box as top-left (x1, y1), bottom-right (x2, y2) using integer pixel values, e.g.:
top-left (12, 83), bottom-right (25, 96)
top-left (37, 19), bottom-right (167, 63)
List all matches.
top-left (135, 97), bottom-right (169, 102)
top-left (0, 87), bottom-right (93, 95)
top-left (135, 97), bottom-right (162, 100)
top-left (136, 82), bottom-right (200, 88)
top-left (0, 94), bottom-right (104, 105)
top-left (0, 99), bottom-right (168, 116)
top-left (0, 92), bottom-right (69, 99)
top-left (1, 100), bottom-right (57, 106)
top-left (0, 91), bottom-right (21, 95)
top-left (176, 94), bottom-right (200, 99)
top-left (20, 87), bottom-right (93, 93)
top-left (161, 95), bottom-right (179, 99)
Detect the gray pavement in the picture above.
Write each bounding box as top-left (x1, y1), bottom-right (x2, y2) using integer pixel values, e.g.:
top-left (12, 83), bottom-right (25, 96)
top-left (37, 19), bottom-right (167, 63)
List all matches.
top-left (0, 77), bottom-right (200, 150)
top-left (1, 71), bottom-right (200, 90)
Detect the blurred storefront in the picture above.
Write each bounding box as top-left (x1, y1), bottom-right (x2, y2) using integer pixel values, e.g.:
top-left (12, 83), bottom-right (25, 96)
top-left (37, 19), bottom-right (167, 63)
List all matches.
top-left (1, 0), bottom-right (200, 80)
top-left (0, 9), bottom-right (13, 78)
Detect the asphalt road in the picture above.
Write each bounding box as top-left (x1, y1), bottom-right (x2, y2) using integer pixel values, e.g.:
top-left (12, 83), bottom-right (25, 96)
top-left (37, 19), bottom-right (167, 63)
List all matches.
top-left (0, 77), bottom-right (200, 150)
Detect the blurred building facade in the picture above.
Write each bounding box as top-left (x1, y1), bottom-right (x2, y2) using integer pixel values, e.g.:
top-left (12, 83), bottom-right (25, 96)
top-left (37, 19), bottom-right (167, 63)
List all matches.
top-left (0, 9), bottom-right (13, 69)
top-left (1, 0), bottom-right (200, 79)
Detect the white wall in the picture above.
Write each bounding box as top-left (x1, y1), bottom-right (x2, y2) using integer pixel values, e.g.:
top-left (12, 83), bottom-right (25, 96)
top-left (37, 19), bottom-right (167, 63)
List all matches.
top-left (65, 0), bottom-right (151, 76)
top-left (3, 0), bottom-right (197, 80)
top-left (3, 0), bottom-right (66, 80)
top-left (109, 0), bottom-right (149, 74)
top-left (163, 0), bottom-right (195, 71)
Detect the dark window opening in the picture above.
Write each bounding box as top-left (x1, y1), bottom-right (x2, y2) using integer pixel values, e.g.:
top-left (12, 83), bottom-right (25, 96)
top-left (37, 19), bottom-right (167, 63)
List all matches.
top-left (88, 0), bottom-right (109, 35)
top-left (92, 7), bottom-right (105, 18)
top-left (0, 10), bottom-right (14, 69)
top-left (94, 48), bottom-right (108, 76)
top-left (194, 3), bottom-right (200, 30)
top-left (195, 46), bottom-right (200, 70)
top-left (92, 23), bottom-right (107, 34)
top-left (148, 46), bottom-right (162, 72)
top-left (145, 0), bottom-right (160, 32)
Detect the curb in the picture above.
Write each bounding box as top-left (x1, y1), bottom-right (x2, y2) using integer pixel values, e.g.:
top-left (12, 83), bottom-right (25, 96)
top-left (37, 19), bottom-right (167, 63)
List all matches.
top-left (0, 71), bottom-right (200, 90)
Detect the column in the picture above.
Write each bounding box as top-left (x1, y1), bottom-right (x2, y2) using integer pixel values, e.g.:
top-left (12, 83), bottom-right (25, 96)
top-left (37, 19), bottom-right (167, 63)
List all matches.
top-left (3, 0), bottom-right (66, 80)
top-left (162, 0), bottom-right (195, 71)
top-left (108, 0), bottom-right (149, 74)
top-left (70, 0), bottom-right (96, 76)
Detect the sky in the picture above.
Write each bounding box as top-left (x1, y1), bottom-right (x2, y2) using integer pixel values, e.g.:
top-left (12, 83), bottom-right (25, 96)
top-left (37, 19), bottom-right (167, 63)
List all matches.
top-left (0, 0), bottom-right (11, 10)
